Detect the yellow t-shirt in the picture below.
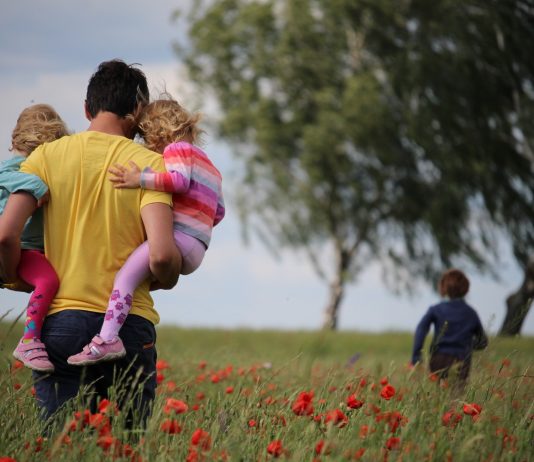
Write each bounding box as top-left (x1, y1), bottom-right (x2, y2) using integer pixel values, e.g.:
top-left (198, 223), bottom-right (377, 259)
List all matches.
top-left (20, 131), bottom-right (173, 325)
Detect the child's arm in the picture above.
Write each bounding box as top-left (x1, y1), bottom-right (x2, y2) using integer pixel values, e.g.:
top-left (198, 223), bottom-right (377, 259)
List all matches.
top-left (472, 316), bottom-right (488, 350)
top-left (109, 143), bottom-right (193, 194)
top-left (411, 308), bottom-right (434, 365)
top-left (0, 168), bottom-right (48, 203)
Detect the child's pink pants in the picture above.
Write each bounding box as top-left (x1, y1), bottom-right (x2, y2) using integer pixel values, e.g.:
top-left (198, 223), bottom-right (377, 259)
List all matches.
top-left (17, 250), bottom-right (59, 341)
top-left (99, 230), bottom-right (205, 341)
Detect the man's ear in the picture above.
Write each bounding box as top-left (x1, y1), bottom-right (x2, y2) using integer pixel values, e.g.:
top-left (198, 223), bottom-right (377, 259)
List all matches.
top-left (84, 101), bottom-right (92, 121)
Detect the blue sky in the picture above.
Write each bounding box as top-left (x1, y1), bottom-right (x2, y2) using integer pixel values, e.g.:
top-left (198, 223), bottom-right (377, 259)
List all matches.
top-left (0, 0), bottom-right (532, 336)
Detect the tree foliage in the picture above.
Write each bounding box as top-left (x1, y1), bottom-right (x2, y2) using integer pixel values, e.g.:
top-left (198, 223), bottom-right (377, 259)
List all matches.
top-left (177, 0), bottom-right (534, 329)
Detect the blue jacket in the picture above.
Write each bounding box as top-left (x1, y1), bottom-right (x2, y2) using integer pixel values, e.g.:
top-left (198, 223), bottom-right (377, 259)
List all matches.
top-left (0, 155), bottom-right (48, 251)
top-left (411, 298), bottom-right (487, 364)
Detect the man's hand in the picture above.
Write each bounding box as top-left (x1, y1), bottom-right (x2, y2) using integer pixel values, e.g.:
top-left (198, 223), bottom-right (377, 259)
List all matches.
top-left (0, 192), bottom-right (36, 282)
top-left (108, 161), bottom-right (142, 189)
top-left (1, 277), bottom-right (33, 293)
top-left (37, 191), bottom-right (50, 207)
top-left (150, 279), bottom-right (179, 291)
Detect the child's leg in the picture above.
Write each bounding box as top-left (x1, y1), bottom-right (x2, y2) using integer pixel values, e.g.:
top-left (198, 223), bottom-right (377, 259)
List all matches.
top-left (13, 250), bottom-right (58, 372)
top-left (175, 231), bottom-right (206, 275)
top-left (99, 241), bottom-right (152, 342)
top-left (17, 250), bottom-right (59, 342)
top-left (68, 240), bottom-right (182, 366)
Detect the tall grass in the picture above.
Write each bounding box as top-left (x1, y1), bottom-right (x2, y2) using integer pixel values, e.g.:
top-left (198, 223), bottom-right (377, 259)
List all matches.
top-left (1, 321), bottom-right (532, 461)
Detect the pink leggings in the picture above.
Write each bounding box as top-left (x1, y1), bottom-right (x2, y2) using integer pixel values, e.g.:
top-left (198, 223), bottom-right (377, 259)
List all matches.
top-left (99, 230), bottom-right (205, 341)
top-left (17, 250), bottom-right (60, 341)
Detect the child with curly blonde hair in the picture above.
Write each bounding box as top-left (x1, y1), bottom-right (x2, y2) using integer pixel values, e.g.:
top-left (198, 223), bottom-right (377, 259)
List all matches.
top-left (0, 104), bottom-right (69, 372)
top-left (68, 96), bottom-right (225, 365)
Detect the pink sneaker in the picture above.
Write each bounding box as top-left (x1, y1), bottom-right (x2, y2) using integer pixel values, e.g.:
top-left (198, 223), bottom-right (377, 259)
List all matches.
top-left (13, 338), bottom-right (54, 372)
top-left (67, 335), bottom-right (126, 366)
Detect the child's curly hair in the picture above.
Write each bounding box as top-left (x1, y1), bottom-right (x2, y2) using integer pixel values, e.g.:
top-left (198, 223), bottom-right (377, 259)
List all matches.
top-left (438, 269), bottom-right (470, 299)
top-left (10, 104), bottom-right (69, 156)
top-left (136, 95), bottom-right (204, 153)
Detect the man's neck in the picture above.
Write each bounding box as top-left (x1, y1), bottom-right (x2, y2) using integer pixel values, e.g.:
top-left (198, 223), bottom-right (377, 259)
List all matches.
top-left (87, 112), bottom-right (134, 138)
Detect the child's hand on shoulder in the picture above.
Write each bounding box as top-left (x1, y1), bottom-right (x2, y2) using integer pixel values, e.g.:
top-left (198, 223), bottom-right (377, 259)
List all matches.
top-left (108, 161), bottom-right (141, 189)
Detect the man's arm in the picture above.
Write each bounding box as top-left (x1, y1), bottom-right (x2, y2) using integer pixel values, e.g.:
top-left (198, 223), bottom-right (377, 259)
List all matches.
top-left (140, 202), bottom-right (181, 289)
top-left (0, 192), bottom-right (37, 282)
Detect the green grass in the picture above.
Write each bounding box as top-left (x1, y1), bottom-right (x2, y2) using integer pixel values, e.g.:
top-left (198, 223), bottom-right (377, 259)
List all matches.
top-left (1, 321), bottom-right (533, 461)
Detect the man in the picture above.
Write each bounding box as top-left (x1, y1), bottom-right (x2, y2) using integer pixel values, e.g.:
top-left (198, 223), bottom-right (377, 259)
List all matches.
top-left (0, 59), bottom-right (181, 427)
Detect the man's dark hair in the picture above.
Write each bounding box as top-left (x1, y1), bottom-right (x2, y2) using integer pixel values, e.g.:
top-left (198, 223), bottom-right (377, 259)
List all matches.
top-left (85, 59), bottom-right (149, 118)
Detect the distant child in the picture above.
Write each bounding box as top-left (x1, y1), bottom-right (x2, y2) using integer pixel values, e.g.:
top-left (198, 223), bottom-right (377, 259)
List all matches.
top-left (410, 269), bottom-right (488, 384)
top-left (0, 104), bottom-right (69, 372)
top-left (68, 96), bottom-right (225, 365)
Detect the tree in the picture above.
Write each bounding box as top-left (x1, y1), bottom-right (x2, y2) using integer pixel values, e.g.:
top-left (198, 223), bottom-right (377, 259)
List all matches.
top-left (176, 0), bottom-right (534, 330)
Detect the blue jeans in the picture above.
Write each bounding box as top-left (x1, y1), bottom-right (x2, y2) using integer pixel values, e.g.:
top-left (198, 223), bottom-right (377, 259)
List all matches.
top-left (33, 310), bottom-right (157, 428)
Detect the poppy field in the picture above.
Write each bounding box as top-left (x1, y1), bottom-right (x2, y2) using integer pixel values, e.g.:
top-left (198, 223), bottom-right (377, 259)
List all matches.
top-left (0, 325), bottom-right (533, 461)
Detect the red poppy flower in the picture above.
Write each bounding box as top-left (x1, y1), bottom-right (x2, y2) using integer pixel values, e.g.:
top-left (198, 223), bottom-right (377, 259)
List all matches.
top-left (164, 381), bottom-right (178, 393)
top-left (156, 372), bottom-right (165, 384)
top-left (96, 435), bottom-right (116, 452)
top-left (24, 436), bottom-right (44, 453)
top-left (191, 428), bottom-right (211, 450)
top-left (353, 448), bottom-right (366, 459)
top-left (164, 398), bottom-right (188, 414)
top-left (315, 440), bottom-right (325, 455)
top-left (98, 399), bottom-right (118, 415)
top-left (442, 410), bottom-right (463, 428)
top-left (156, 359), bottom-right (170, 370)
top-left (0, 457), bottom-right (17, 462)
top-left (346, 394), bottom-right (364, 409)
top-left (292, 391), bottom-right (314, 416)
top-left (496, 428), bottom-right (516, 450)
top-left (225, 386), bottom-right (234, 394)
top-left (359, 425), bottom-right (369, 438)
top-left (59, 435), bottom-right (71, 445)
top-left (267, 440), bottom-right (283, 457)
top-left (380, 376), bottom-right (388, 385)
top-left (463, 403), bottom-right (482, 416)
top-left (186, 448), bottom-right (199, 462)
top-left (325, 409), bottom-right (349, 427)
top-left (12, 360), bottom-right (23, 370)
top-left (160, 419), bottom-right (182, 434)
top-left (385, 436), bottom-right (401, 450)
top-left (89, 413), bottom-right (111, 436)
top-left (248, 419), bottom-right (257, 427)
top-left (380, 384), bottom-right (396, 400)
top-left (375, 410), bottom-right (406, 433)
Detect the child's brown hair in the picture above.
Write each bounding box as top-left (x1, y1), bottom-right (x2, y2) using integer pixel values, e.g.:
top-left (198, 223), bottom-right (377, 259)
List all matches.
top-left (137, 95), bottom-right (203, 153)
top-left (10, 104), bottom-right (69, 156)
top-left (438, 269), bottom-right (470, 299)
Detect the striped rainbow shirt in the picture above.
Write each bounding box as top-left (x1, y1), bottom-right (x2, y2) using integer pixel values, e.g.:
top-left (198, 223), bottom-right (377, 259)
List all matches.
top-left (140, 141), bottom-right (225, 248)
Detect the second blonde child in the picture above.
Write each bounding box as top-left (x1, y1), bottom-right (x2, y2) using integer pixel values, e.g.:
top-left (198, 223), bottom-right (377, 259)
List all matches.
top-left (0, 104), bottom-right (69, 371)
top-left (68, 97), bottom-right (225, 365)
